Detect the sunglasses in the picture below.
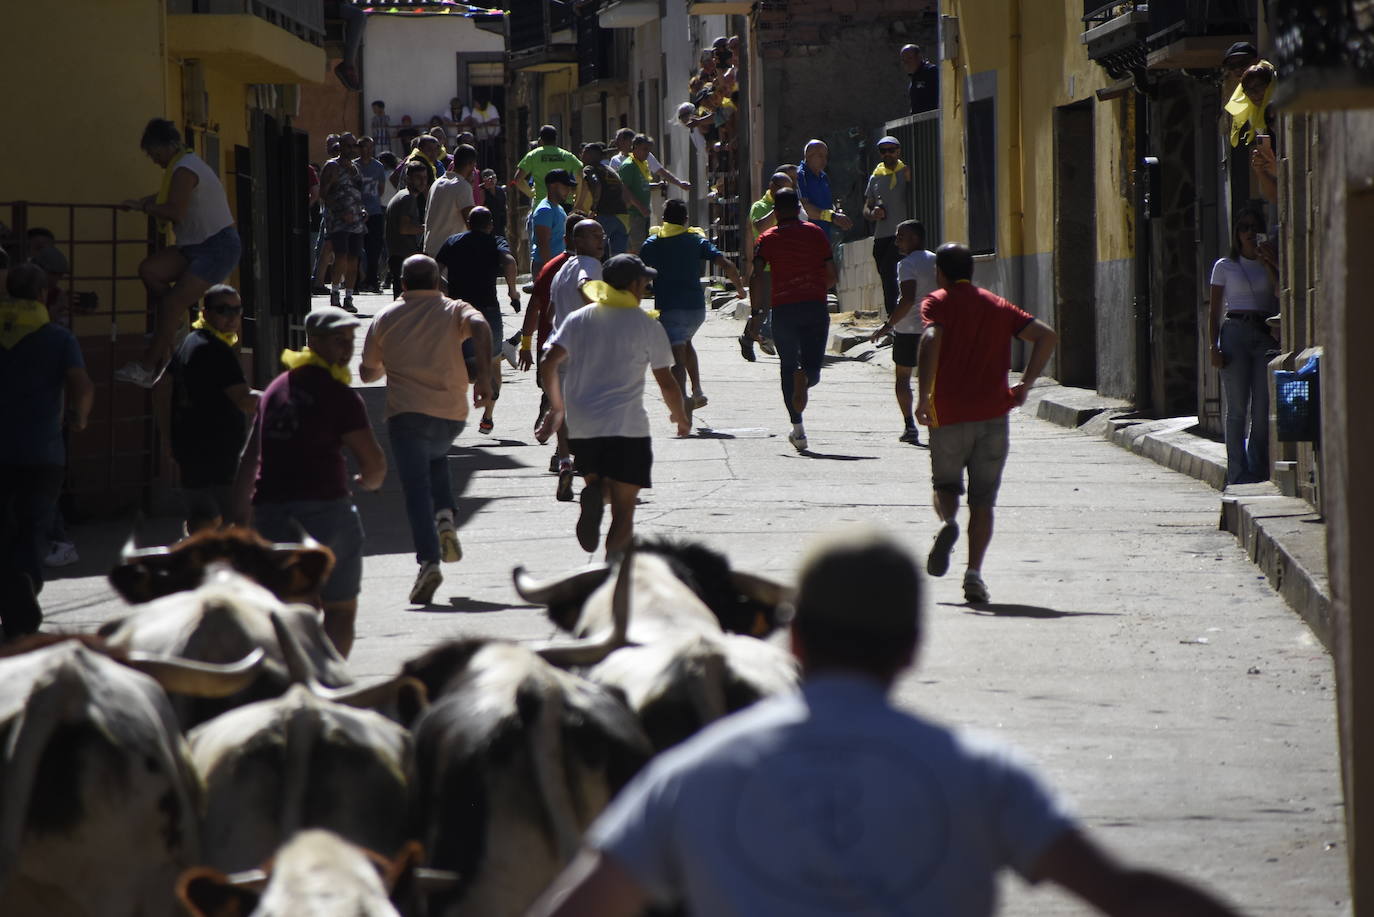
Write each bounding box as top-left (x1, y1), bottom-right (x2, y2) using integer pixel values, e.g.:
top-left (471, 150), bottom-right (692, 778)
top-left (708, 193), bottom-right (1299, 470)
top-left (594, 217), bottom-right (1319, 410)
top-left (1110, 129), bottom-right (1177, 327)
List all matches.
top-left (207, 304), bottom-right (243, 315)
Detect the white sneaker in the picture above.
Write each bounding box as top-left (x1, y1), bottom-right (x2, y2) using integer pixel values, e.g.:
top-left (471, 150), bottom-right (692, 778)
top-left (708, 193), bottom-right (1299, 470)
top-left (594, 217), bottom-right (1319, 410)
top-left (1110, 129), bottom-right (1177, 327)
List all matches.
top-left (114, 361), bottom-right (159, 388)
top-left (963, 570), bottom-right (990, 604)
top-left (436, 510), bottom-right (462, 563)
top-left (500, 339), bottom-right (520, 369)
top-left (787, 429), bottom-right (808, 453)
top-left (44, 541), bottom-right (79, 567)
top-left (410, 562), bottom-right (443, 605)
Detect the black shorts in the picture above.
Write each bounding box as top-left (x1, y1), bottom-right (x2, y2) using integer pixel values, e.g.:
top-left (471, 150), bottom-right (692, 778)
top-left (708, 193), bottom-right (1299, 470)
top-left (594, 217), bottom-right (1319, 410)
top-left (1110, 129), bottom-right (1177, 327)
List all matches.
top-left (326, 230), bottom-right (364, 257)
top-left (893, 332), bottom-right (919, 368)
top-left (569, 436), bottom-right (653, 488)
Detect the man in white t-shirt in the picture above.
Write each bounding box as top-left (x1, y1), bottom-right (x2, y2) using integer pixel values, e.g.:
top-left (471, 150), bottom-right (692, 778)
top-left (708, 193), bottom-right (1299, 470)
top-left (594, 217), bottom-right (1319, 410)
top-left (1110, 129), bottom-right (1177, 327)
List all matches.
top-left (530, 530), bottom-right (1241, 917)
top-left (537, 254), bottom-right (688, 556)
top-left (871, 220), bottom-right (937, 444)
top-left (423, 144), bottom-right (478, 257)
top-left (544, 219), bottom-right (607, 502)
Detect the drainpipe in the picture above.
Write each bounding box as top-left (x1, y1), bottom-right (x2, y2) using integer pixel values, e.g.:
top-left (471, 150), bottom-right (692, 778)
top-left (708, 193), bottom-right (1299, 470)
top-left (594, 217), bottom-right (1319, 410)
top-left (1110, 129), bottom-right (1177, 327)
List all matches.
top-left (1008, 0), bottom-right (1027, 367)
top-left (1134, 88), bottom-right (1153, 411)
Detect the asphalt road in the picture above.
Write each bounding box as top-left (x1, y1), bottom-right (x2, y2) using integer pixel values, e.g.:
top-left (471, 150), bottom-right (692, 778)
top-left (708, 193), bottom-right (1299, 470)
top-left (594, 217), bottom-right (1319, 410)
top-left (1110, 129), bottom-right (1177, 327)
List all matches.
top-left (40, 290), bottom-right (1347, 914)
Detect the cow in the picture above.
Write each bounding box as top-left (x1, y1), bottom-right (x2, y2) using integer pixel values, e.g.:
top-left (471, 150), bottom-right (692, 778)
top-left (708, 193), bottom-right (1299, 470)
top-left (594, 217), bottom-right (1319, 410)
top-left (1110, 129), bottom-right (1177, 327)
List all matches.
top-left (111, 526), bottom-right (335, 607)
top-left (513, 539), bottom-right (800, 750)
top-left (98, 564), bottom-right (358, 729)
top-left (400, 629), bottom-right (652, 917)
top-left (177, 829), bottom-right (427, 917)
top-left (0, 636), bottom-right (263, 917)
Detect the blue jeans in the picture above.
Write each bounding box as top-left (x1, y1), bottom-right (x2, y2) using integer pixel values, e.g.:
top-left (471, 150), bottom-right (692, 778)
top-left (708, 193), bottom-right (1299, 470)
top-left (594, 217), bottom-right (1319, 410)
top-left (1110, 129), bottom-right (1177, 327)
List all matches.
top-left (599, 214), bottom-right (629, 257)
top-left (1219, 316), bottom-right (1274, 484)
top-left (771, 300), bottom-right (830, 423)
top-left (387, 413), bottom-right (467, 564)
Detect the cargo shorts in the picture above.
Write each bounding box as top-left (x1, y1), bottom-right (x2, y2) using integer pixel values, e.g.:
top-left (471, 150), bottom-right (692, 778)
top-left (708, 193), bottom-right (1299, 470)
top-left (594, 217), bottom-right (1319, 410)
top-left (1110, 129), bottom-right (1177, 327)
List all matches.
top-left (928, 414), bottom-right (1010, 507)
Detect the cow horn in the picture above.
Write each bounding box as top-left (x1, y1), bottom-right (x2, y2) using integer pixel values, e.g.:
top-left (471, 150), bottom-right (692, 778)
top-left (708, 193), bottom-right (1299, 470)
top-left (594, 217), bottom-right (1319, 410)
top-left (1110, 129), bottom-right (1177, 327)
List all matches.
top-left (283, 520), bottom-right (324, 553)
top-left (534, 544), bottom-right (635, 668)
top-left (414, 868), bottom-right (463, 893)
top-left (512, 563), bottom-right (611, 607)
top-left (126, 647), bottom-right (266, 698)
top-left (730, 570), bottom-right (792, 609)
top-left (307, 674), bottom-right (429, 711)
top-left (269, 610), bottom-right (315, 684)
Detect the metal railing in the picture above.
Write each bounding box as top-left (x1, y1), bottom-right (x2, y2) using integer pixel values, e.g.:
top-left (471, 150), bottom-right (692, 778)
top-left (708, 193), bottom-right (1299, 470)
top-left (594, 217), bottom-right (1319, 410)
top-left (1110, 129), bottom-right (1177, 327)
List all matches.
top-left (167, 0), bottom-right (324, 44)
top-left (881, 110), bottom-right (942, 247)
top-left (1, 202), bottom-right (162, 517)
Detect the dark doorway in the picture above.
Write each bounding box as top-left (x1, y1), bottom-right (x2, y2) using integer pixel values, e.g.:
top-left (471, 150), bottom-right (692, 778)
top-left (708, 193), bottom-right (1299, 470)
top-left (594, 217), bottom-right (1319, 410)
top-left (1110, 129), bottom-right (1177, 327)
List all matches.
top-left (1054, 101), bottom-right (1097, 389)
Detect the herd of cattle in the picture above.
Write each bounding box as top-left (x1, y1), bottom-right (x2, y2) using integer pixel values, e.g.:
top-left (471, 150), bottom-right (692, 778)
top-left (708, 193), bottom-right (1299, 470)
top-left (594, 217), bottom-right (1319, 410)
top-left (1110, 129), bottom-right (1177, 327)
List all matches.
top-left (0, 529), bottom-right (800, 916)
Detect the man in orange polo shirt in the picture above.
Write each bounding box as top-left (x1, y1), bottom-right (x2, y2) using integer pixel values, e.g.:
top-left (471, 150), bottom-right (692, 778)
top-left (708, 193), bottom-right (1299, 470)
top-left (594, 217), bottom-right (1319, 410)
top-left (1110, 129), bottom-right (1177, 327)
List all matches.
top-left (915, 243), bottom-right (1057, 605)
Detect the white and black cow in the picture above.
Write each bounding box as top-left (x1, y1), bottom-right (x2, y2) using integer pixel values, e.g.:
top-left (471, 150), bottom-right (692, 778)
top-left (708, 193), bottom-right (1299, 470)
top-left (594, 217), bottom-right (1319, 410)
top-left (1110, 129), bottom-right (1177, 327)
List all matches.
top-left (400, 637), bottom-right (652, 917)
top-left (0, 636), bottom-right (262, 917)
top-left (98, 565), bottom-right (357, 729)
top-left (514, 539), bottom-right (800, 750)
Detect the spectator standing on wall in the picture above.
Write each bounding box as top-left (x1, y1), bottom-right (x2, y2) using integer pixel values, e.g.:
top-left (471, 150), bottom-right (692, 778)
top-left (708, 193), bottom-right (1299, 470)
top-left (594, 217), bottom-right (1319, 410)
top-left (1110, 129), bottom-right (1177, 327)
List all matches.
top-left (356, 136), bottom-right (388, 293)
top-left (901, 43), bottom-right (940, 114)
top-left (863, 136), bottom-right (912, 320)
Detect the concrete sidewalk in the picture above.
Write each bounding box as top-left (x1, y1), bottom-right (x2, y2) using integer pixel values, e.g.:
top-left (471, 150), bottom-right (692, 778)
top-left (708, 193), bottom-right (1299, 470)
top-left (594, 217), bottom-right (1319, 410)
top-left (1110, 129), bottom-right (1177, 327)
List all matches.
top-left (41, 291), bottom-right (1346, 913)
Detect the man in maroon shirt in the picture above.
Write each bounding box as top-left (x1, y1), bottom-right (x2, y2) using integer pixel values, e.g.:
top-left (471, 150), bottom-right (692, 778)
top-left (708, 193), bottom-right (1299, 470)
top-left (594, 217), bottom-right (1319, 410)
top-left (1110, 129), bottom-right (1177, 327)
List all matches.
top-left (248, 306), bottom-right (387, 656)
top-left (747, 188), bottom-right (835, 452)
top-left (915, 243), bottom-right (1057, 604)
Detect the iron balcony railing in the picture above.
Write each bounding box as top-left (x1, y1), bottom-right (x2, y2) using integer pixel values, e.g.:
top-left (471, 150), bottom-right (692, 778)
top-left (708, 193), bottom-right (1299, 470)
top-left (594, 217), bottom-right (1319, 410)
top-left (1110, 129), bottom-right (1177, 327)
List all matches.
top-left (167, 0), bottom-right (324, 44)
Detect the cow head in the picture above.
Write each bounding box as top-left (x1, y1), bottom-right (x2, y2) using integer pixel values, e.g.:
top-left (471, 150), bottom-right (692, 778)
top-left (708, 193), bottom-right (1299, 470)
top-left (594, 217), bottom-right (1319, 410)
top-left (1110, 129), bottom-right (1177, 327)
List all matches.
top-left (514, 537), bottom-right (793, 638)
top-left (110, 526), bottom-right (335, 607)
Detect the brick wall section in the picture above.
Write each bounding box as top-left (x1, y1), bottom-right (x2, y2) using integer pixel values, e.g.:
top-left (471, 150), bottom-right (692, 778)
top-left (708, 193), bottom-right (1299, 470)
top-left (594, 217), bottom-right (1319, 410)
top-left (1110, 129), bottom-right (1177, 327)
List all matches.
top-left (753, 0), bottom-right (933, 59)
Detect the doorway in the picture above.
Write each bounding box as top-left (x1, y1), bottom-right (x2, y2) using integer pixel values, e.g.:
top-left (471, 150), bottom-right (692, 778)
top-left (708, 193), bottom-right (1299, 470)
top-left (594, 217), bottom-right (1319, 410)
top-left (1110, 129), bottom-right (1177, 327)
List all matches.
top-left (1054, 101), bottom-right (1097, 389)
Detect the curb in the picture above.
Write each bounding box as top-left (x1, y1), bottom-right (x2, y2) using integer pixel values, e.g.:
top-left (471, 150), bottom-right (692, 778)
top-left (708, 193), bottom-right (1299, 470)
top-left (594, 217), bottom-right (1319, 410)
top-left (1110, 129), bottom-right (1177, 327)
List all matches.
top-left (1027, 381), bottom-right (1332, 651)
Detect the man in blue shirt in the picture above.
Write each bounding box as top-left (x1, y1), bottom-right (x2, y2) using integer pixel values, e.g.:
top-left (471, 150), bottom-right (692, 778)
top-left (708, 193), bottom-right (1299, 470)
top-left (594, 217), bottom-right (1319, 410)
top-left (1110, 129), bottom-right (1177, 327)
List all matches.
top-left (531, 169), bottom-right (575, 279)
top-left (796, 139), bottom-right (854, 245)
top-left (531, 530), bottom-right (1242, 917)
top-left (639, 199), bottom-right (743, 425)
top-left (0, 263), bottom-right (93, 635)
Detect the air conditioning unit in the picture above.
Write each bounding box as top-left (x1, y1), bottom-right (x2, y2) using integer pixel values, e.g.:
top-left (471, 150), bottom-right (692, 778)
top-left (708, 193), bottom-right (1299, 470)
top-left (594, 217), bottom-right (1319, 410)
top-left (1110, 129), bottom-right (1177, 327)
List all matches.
top-left (183, 60), bottom-right (209, 125)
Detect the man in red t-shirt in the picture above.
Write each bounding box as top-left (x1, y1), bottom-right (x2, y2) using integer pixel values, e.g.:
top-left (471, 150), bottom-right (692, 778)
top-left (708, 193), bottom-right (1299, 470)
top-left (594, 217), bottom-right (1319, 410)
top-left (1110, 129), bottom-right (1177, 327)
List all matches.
top-left (915, 243), bottom-right (1057, 604)
top-left (747, 188), bottom-right (835, 452)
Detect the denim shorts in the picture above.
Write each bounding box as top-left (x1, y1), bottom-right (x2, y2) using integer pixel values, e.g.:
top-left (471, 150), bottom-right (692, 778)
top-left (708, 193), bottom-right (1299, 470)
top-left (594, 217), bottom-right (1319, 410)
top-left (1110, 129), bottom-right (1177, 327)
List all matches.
top-left (252, 498), bottom-right (364, 603)
top-left (928, 415), bottom-right (1010, 507)
top-left (179, 225), bottom-right (242, 284)
top-left (657, 308), bottom-right (705, 345)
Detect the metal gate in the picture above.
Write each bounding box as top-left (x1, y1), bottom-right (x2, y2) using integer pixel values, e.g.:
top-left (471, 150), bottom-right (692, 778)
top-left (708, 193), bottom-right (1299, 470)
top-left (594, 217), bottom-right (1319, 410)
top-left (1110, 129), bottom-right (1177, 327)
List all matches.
top-left (882, 110), bottom-right (942, 245)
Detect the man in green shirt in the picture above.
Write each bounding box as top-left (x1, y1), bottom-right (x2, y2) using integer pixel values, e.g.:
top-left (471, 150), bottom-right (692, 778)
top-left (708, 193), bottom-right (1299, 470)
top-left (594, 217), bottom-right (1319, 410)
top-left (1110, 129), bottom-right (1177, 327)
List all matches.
top-left (513, 125), bottom-right (582, 206)
top-left (617, 134), bottom-right (656, 254)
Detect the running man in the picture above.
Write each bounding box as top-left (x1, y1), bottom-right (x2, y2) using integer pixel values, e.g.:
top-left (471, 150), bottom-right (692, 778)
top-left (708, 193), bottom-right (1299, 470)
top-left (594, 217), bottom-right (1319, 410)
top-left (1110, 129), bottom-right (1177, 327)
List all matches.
top-left (916, 243), bottom-right (1057, 605)
top-left (869, 220), bottom-right (936, 444)
top-left (536, 255), bottom-right (689, 557)
top-left (740, 169), bottom-right (793, 361)
top-left (747, 189), bottom-right (834, 453)
top-left (639, 199), bottom-right (743, 426)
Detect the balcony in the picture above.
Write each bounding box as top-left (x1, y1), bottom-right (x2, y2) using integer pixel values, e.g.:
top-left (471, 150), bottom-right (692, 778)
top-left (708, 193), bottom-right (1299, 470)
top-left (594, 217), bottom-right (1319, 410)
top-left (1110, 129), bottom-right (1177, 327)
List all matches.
top-left (577, 6), bottom-right (628, 85)
top-left (1143, 0), bottom-right (1252, 70)
top-left (686, 0), bottom-right (754, 13)
top-left (508, 0), bottom-right (578, 71)
top-left (1269, 0), bottom-right (1374, 112)
top-left (167, 0), bottom-right (325, 84)
top-left (1082, 2), bottom-right (1149, 80)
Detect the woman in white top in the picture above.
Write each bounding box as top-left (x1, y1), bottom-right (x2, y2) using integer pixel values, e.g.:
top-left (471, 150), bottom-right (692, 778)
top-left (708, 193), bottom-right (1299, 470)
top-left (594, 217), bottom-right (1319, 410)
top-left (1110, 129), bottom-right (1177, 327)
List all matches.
top-left (1207, 208), bottom-right (1278, 485)
top-left (117, 119), bottom-right (241, 387)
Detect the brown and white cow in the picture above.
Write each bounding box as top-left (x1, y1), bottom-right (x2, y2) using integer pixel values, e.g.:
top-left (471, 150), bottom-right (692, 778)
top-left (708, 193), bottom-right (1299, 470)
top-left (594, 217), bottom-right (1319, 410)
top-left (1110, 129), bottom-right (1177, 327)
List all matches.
top-left (400, 635), bottom-right (652, 917)
top-left (0, 637), bottom-right (262, 917)
top-left (98, 565), bottom-right (357, 729)
top-left (514, 539), bottom-right (800, 750)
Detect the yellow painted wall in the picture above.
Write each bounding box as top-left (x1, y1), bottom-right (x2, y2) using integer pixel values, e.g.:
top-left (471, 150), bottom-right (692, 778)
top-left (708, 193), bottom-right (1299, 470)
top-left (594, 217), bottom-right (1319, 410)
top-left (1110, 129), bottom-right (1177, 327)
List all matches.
top-left (940, 0), bottom-right (1135, 263)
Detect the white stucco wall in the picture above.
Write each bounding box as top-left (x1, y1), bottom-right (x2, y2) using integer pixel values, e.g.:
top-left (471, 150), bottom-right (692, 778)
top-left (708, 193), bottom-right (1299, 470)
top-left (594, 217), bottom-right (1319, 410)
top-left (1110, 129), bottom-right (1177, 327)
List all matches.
top-left (361, 14), bottom-right (504, 133)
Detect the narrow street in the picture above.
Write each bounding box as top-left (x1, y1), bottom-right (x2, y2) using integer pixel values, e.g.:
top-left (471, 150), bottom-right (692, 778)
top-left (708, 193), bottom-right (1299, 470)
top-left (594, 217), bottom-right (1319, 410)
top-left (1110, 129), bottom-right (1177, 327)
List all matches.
top-left (41, 291), bottom-right (1345, 914)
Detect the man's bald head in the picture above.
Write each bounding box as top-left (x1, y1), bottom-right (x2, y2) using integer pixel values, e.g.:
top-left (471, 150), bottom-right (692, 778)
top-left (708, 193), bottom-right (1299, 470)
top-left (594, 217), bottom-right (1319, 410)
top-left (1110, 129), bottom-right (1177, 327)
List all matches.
top-left (401, 254), bottom-right (440, 291)
top-left (467, 206), bottom-right (494, 233)
top-left (571, 219), bottom-right (606, 256)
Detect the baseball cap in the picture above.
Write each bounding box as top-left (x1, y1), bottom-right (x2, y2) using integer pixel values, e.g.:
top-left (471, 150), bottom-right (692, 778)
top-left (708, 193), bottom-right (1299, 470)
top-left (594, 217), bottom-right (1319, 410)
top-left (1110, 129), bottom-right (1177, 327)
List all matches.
top-left (544, 168), bottom-right (576, 189)
top-left (305, 306), bottom-right (361, 335)
top-left (601, 254), bottom-right (657, 290)
top-left (793, 529), bottom-right (921, 640)
top-left (1224, 41), bottom-right (1258, 62)
top-left (877, 135), bottom-right (901, 149)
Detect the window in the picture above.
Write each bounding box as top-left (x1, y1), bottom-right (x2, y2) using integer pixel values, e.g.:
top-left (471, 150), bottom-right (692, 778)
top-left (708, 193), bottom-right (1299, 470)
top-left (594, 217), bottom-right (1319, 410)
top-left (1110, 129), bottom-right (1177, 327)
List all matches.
top-left (966, 95), bottom-right (996, 254)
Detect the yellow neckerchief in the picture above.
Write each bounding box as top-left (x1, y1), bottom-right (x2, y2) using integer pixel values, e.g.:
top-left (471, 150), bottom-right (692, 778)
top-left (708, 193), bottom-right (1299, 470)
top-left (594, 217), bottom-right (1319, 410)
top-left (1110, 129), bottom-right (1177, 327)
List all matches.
top-left (872, 159), bottom-right (909, 190)
top-left (0, 299), bottom-right (50, 350)
top-left (633, 155), bottom-right (653, 183)
top-left (762, 189), bottom-right (773, 205)
top-left (584, 280), bottom-right (659, 320)
top-left (649, 222), bottom-right (706, 239)
top-left (1226, 64), bottom-right (1275, 147)
top-left (280, 347), bottom-right (352, 385)
top-left (191, 314), bottom-right (239, 348)
top-left (156, 149), bottom-right (193, 234)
